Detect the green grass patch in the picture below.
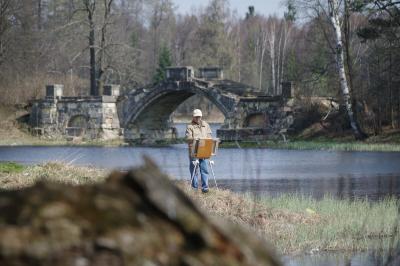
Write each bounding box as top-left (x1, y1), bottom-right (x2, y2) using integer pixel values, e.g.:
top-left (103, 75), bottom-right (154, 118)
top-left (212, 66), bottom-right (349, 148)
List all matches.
top-left (0, 162), bottom-right (25, 173)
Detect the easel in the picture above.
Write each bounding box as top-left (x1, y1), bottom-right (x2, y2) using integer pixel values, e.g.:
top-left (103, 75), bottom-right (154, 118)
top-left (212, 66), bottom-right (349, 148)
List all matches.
top-left (190, 138), bottom-right (219, 189)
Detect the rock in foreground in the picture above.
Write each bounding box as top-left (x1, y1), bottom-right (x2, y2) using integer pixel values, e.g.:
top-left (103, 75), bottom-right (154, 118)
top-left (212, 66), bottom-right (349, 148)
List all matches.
top-left (0, 158), bottom-right (280, 266)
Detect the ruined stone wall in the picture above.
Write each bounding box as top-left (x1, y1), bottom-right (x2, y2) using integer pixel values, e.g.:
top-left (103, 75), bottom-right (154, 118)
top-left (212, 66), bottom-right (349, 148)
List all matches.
top-left (30, 96), bottom-right (121, 140)
top-left (30, 99), bottom-right (59, 136)
top-left (217, 97), bottom-right (294, 141)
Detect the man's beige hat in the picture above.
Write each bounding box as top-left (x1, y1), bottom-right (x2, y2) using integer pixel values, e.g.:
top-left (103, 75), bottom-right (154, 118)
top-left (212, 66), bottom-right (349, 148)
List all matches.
top-left (193, 109), bottom-right (202, 117)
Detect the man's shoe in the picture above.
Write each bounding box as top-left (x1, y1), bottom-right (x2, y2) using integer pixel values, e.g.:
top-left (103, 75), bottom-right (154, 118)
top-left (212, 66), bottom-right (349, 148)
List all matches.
top-left (202, 188), bottom-right (209, 193)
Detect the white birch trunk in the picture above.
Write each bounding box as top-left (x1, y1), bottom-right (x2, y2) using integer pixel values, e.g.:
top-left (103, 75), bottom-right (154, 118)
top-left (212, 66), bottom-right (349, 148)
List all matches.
top-left (268, 23), bottom-right (276, 95)
top-left (259, 30), bottom-right (268, 92)
top-left (328, 0), bottom-right (365, 139)
top-left (237, 23), bottom-right (241, 82)
top-left (254, 31), bottom-right (261, 87)
top-left (277, 21), bottom-right (283, 95)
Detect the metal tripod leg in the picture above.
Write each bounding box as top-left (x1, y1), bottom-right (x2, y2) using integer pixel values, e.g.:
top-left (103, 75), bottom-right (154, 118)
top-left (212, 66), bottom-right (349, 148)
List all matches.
top-left (209, 160), bottom-right (218, 189)
top-left (190, 159), bottom-right (199, 187)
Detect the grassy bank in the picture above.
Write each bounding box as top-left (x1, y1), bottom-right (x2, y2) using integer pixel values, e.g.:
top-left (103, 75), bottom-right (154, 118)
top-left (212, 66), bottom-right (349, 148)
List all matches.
top-left (257, 194), bottom-right (399, 254)
top-left (220, 140), bottom-right (400, 152)
top-left (1, 161), bottom-right (398, 255)
top-left (0, 162), bottom-right (26, 173)
top-left (181, 185), bottom-right (399, 255)
top-left (0, 162), bottom-right (107, 189)
top-left (220, 129), bottom-right (400, 152)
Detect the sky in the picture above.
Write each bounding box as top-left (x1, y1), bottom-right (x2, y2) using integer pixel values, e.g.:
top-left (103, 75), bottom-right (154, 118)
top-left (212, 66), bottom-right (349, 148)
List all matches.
top-left (172, 0), bottom-right (286, 18)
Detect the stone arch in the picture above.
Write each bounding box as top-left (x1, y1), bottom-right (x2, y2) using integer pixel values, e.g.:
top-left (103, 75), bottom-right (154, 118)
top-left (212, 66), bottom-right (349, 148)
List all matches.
top-left (243, 113), bottom-right (269, 128)
top-left (123, 83), bottom-right (237, 140)
top-left (126, 88), bottom-right (232, 126)
top-left (66, 115), bottom-right (88, 137)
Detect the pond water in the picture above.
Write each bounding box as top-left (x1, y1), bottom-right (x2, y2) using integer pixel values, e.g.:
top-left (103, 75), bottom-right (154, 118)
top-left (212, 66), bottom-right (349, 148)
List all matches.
top-left (1, 124), bottom-right (399, 265)
top-left (1, 144), bottom-right (400, 200)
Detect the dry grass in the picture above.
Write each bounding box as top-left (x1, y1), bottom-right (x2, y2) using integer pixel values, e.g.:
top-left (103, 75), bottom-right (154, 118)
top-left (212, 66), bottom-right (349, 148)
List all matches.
top-left (1, 162), bottom-right (399, 255)
top-left (178, 183), bottom-right (400, 255)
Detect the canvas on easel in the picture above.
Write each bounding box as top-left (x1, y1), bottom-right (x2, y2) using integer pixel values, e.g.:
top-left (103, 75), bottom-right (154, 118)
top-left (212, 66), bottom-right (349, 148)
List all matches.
top-left (191, 138), bottom-right (219, 159)
top-left (189, 138), bottom-right (220, 189)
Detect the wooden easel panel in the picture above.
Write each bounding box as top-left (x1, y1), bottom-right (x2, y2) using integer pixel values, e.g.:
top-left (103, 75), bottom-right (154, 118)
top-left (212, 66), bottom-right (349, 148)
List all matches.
top-left (191, 138), bottom-right (218, 159)
top-left (196, 139), bottom-right (214, 159)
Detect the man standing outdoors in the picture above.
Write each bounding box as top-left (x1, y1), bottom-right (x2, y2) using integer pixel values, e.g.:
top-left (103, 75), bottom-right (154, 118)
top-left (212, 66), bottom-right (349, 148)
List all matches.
top-left (185, 109), bottom-right (212, 193)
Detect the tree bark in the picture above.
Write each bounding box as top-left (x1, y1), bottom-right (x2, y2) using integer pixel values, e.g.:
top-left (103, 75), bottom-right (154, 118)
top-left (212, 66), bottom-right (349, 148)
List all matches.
top-left (37, 0), bottom-right (42, 30)
top-left (328, 0), bottom-right (367, 140)
top-left (89, 21), bottom-right (97, 96)
top-left (267, 21), bottom-right (276, 95)
top-left (85, 0), bottom-right (97, 96)
top-left (259, 28), bottom-right (267, 92)
top-left (280, 20), bottom-right (291, 91)
top-left (97, 0), bottom-right (113, 95)
top-left (277, 20), bottom-right (283, 95)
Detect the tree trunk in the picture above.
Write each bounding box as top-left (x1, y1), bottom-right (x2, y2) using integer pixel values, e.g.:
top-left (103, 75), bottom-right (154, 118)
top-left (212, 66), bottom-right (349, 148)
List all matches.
top-left (68, 0), bottom-right (75, 22)
top-left (268, 21), bottom-right (276, 95)
top-left (280, 20), bottom-right (291, 90)
top-left (86, 1), bottom-right (97, 96)
top-left (276, 21), bottom-right (283, 95)
top-left (89, 23), bottom-right (97, 96)
top-left (237, 22), bottom-right (241, 82)
top-left (37, 0), bottom-right (42, 30)
top-left (328, 0), bottom-right (367, 140)
top-left (259, 31), bottom-right (267, 92)
top-left (389, 42), bottom-right (395, 128)
top-left (97, 0), bottom-right (110, 96)
top-left (343, 0), bottom-right (366, 137)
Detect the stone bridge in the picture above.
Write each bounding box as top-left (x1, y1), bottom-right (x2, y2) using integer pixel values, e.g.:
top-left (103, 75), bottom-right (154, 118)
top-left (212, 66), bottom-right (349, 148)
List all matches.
top-left (30, 67), bottom-right (295, 142)
top-left (121, 67), bottom-right (295, 141)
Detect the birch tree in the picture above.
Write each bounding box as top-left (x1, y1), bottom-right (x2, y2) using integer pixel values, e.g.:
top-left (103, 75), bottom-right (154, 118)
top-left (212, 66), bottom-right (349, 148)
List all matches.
top-left (328, 0), bottom-right (367, 139)
top-left (266, 19), bottom-right (276, 94)
top-left (258, 21), bottom-right (268, 92)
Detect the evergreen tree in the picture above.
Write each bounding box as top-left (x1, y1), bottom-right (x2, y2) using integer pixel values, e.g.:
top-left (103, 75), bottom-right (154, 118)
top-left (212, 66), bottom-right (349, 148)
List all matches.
top-left (246, 6), bottom-right (255, 20)
top-left (153, 45), bottom-right (172, 84)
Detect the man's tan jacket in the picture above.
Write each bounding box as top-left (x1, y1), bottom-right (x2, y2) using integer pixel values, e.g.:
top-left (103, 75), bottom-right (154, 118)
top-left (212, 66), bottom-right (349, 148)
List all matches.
top-left (185, 120), bottom-right (212, 140)
top-left (185, 120), bottom-right (212, 158)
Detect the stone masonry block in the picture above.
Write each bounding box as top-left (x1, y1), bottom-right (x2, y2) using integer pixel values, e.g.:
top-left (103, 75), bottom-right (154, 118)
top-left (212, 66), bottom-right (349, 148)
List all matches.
top-left (103, 85), bottom-right (120, 96)
top-left (46, 84), bottom-right (64, 98)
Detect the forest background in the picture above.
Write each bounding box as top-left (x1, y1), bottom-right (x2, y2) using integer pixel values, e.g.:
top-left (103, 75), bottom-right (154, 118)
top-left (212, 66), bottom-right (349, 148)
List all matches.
top-left (0, 0), bottom-right (399, 135)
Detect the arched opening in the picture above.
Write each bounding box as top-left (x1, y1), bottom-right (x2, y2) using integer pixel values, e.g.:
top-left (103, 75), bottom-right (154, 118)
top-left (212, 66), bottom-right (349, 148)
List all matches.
top-left (172, 95), bottom-right (225, 138)
top-left (66, 115), bottom-right (88, 137)
top-left (243, 113), bottom-right (269, 128)
top-left (125, 89), bottom-right (226, 140)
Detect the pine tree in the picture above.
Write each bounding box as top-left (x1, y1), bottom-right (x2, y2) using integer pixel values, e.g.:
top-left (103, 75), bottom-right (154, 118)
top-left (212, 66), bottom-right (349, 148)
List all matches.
top-left (153, 45), bottom-right (172, 84)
